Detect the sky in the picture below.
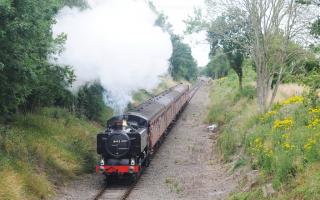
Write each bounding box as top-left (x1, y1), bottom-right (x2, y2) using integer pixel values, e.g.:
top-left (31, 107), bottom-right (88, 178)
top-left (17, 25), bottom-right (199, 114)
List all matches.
top-left (152, 0), bottom-right (210, 67)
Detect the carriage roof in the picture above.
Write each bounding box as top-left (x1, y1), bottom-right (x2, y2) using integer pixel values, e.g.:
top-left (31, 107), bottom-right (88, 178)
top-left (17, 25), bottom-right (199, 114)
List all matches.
top-left (126, 84), bottom-right (189, 121)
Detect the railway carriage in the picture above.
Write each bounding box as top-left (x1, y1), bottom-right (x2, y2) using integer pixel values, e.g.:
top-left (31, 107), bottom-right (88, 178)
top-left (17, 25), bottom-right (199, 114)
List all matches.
top-left (96, 84), bottom-right (190, 179)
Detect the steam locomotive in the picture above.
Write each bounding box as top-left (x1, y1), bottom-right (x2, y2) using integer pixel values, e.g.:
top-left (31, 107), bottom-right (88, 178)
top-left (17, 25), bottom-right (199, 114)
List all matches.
top-left (96, 84), bottom-right (195, 180)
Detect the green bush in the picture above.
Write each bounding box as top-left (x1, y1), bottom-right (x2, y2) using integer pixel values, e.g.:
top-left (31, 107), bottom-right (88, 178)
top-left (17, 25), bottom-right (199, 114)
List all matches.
top-left (234, 85), bottom-right (256, 102)
top-left (76, 81), bottom-right (113, 125)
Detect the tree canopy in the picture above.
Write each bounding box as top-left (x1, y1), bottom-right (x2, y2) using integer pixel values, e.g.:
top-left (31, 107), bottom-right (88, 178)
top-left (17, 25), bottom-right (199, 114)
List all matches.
top-left (201, 48), bottom-right (230, 79)
top-left (169, 34), bottom-right (198, 81)
top-left (0, 0), bottom-right (110, 124)
top-left (150, 2), bottom-right (198, 81)
top-left (0, 0), bottom-right (68, 116)
top-left (186, 7), bottom-right (251, 89)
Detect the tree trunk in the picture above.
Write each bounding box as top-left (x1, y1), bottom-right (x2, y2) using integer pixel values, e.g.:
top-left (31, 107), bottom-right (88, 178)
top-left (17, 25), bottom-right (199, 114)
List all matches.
top-left (238, 69), bottom-right (243, 91)
top-left (256, 57), bottom-right (269, 113)
top-left (269, 67), bottom-right (284, 108)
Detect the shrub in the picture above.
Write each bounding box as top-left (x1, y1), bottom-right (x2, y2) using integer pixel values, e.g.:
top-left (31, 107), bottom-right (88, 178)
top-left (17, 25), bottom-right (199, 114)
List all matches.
top-left (234, 85), bottom-right (256, 102)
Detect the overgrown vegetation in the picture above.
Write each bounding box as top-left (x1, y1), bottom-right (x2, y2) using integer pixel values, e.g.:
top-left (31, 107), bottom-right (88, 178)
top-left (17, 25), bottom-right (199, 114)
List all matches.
top-left (207, 67), bottom-right (320, 199)
top-left (0, 107), bottom-right (100, 199)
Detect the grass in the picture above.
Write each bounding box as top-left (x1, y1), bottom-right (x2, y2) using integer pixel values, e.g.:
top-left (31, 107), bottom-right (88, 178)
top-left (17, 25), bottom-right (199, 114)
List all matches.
top-left (206, 69), bottom-right (258, 161)
top-left (207, 68), bottom-right (320, 199)
top-left (165, 176), bottom-right (184, 194)
top-left (0, 107), bottom-right (101, 200)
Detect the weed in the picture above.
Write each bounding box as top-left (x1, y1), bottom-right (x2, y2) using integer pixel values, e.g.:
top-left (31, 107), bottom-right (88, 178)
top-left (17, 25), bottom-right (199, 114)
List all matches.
top-left (234, 85), bottom-right (256, 102)
top-left (165, 176), bottom-right (184, 194)
top-left (0, 168), bottom-right (25, 200)
top-left (233, 158), bottom-right (247, 171)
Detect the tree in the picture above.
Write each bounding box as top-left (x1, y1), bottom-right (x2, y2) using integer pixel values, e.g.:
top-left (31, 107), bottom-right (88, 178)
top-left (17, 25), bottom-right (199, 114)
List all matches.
top-left (149, 3), bottom-right (198, 81)
top-left (169, 35), bottom-right (198, 81)
top-left (185, 7), bottom-right (251, 89)
top-left (76, 81), bottom-right (113, 125)
top-left (202, 48), bottom-right (230, 79)
top-left (22, 65), bottom-right (75, 111)
top-left (242, 0), bottom-right (310, 112)
top-left (208, 8), bottom-right (250, 89)
top-left (310, 18), bottom-right (320, 38)
top-left (296, 0), bottom-right (320, 38)
top-left (0, 0), bottom-right (86, 118)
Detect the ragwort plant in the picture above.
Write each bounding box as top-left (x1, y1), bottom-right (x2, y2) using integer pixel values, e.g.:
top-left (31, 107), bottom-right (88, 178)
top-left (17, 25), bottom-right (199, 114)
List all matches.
top-left (246, 95), bottom-right (320, 189)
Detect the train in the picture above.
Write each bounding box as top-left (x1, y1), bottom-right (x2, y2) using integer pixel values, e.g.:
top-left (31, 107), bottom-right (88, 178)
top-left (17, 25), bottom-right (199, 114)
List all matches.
top-left (96, 83), bottom-right (198, 180)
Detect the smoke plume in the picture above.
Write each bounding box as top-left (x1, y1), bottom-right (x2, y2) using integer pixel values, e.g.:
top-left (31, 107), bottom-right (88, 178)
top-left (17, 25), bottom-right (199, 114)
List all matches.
top-left (53, 0), bottom-right (172, 113)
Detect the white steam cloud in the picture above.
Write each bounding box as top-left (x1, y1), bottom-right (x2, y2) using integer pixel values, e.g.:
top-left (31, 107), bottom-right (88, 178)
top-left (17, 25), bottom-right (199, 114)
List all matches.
top-left (53, 0), bottom-right (172, 113)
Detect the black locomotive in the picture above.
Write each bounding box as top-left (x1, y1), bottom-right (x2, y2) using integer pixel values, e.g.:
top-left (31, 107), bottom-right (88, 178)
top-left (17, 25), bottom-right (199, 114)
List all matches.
top-left (97, 115), bottom-right (149, 173)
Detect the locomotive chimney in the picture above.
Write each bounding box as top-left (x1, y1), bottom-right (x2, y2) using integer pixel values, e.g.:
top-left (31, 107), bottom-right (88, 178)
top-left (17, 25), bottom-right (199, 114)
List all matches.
top-left (122, 119), bottom-right (128, 130)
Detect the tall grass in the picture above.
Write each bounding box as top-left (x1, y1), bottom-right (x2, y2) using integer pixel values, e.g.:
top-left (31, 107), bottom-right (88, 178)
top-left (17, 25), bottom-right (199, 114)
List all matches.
top-left (207, 69), bottom-right (320, 199)
top-left (0, 107), bottom-right (101, 199)
top-left (206, 69), bottom-right (258, 161)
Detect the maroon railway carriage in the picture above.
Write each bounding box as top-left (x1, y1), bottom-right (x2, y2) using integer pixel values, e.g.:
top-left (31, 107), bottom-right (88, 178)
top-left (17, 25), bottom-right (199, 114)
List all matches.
top-left (96, 84), bottom-right (190, 178)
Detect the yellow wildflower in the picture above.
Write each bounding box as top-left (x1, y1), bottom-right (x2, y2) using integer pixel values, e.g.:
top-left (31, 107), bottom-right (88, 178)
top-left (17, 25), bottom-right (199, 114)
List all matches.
top-left (273, 117), bottom-right (294, 129)
top-left (281, 133), bottom-right (289, 139)
top-left (262, 111), bottom-right (277, 121)
top-left (282, 96), bottom-right (304, 105)
top-left (253, 137), bottom-right (263, 150)
top-left (304, 138), bottom-right (317, 151)
top-left (260, 110), bottom-right (277, 122)
top-left (282, 142), bottom-right (295, 150)
top-left (264, 147), bottom-right (273, 157)
top-left (309, 107), bottom-right (320, 114)
top-left (307, 118), bottom-right (320, 128)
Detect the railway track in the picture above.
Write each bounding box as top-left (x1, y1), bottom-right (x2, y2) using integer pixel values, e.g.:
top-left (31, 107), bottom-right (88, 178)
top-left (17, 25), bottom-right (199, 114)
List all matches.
top-left (94, 185), bottom-right (132, 200)
top-left (93, 82), bottom-right (203, 200)
top-left (94, 166), bottom-right (147, 200)
top-left (93, 176), bottom-right (139, 200)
